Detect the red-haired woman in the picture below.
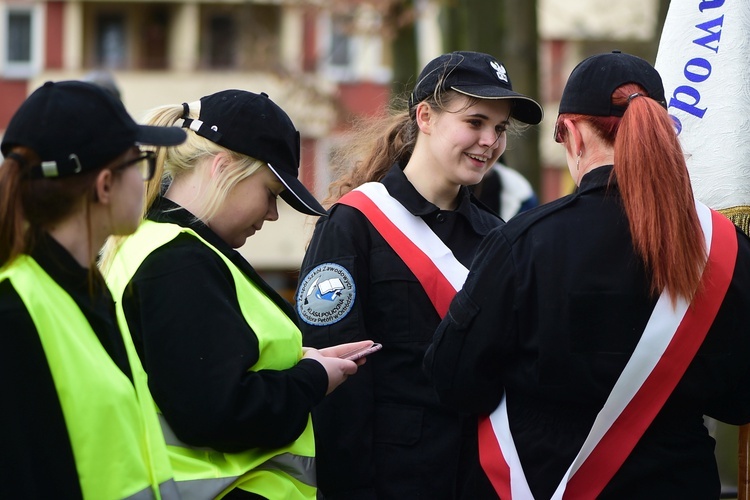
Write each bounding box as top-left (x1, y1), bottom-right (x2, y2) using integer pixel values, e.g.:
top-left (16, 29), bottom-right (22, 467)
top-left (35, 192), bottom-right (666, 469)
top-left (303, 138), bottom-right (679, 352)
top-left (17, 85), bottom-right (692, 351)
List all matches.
top-left (425, 51), bottom-right (750, 499)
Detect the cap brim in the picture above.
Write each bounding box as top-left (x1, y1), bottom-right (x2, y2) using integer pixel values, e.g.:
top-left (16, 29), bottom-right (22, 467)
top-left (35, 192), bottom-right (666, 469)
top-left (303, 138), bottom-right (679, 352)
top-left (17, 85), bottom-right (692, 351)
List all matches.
top-left (135, 125), bottom-right (187, 147)
top-left (267, 163), bottom-right (327, 216)
top-left (452, 86), bottom-right (544, 125)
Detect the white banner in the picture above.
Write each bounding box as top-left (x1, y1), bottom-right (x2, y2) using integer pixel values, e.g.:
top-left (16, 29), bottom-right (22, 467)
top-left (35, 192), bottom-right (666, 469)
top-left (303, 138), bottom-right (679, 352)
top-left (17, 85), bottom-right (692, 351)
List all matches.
top-left (654, 0), bottom-right (750, 210)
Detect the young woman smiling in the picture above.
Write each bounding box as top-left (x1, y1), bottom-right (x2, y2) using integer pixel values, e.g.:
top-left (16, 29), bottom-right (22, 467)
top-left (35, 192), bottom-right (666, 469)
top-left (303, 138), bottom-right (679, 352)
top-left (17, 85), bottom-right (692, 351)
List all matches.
top-left (294, 51), bottom-right (543, 499)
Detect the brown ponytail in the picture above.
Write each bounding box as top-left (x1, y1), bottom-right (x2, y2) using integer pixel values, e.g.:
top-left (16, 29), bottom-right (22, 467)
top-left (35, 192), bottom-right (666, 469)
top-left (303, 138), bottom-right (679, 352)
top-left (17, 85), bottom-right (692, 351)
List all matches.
top-left (0, 149), bottom-right (29, 265)
top-left (324, 90), bottom-right (478, 207)
top-left (0, 147), bottom-right (103, 268)
top-left (324, 105), bottom-right (417, 206)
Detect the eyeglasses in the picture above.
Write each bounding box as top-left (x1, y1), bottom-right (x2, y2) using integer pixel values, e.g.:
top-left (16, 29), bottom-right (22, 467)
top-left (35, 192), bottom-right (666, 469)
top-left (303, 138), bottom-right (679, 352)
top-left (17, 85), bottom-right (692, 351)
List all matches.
top-left (113, 150), bottom-right (156, 181)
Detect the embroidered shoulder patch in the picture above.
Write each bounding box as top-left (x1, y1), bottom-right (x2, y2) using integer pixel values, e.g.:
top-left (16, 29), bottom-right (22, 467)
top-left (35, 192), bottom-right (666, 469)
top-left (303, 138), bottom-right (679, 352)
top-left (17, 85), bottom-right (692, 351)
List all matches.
top-left (297, 263), bottom-right (356, 326)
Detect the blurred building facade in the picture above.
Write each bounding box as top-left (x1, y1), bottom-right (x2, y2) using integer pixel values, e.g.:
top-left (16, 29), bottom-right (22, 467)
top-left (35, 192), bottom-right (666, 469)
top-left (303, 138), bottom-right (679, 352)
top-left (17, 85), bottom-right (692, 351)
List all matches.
top-left (0, 0), bottom-right (398, 297)
top-left (0, 0), bottom-right (663, 281)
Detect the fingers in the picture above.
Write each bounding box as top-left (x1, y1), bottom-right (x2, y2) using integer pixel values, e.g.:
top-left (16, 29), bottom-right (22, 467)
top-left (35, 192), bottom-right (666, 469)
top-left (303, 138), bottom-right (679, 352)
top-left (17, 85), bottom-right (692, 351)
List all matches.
top-left (339, 358), bottom-right (359, 376)
top-left (317, 340), bottom-right (374, 358)
top-left (301, 344), bottom-right (373, 395)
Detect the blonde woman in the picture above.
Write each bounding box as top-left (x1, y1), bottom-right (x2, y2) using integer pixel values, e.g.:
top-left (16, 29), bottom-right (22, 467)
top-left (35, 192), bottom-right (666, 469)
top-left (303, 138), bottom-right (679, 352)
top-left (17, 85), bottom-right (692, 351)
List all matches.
top-left (101, 90), bottom-right (371, 500)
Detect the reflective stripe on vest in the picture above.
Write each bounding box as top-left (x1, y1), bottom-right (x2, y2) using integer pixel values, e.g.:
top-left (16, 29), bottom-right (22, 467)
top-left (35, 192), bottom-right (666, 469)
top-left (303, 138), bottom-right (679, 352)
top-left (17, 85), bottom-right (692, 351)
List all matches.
top-left (1, 256), bottom-right (177, 499)
top-left (157, 411), bottom-right (315, 483)
top-left (105, 220), bottom-right (316, 500)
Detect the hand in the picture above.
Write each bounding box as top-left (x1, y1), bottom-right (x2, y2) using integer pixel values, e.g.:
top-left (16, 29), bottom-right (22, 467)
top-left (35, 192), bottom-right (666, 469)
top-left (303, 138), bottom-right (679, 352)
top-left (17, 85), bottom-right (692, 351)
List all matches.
top-left (319, 340), bottom-right (376, 362)
top-left (302, 340), bottom-right (374, 395)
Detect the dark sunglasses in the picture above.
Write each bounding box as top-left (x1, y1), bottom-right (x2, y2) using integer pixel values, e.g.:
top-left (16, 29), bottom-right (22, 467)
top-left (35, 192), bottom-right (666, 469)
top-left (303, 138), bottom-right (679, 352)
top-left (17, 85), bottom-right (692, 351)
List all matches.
top-left (113, 150), bottom-right (156, 181)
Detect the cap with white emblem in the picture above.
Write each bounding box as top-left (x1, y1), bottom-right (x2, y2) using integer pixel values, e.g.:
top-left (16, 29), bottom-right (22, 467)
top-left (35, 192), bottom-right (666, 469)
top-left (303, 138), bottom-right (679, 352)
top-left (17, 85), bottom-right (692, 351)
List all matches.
top-left (409, 51), bottom-right (543, 125)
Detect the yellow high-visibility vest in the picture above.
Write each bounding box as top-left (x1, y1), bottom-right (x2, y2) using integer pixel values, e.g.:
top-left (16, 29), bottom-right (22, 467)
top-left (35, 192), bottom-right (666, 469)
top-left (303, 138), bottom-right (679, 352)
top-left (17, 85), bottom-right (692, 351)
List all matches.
top-left (105, 220), bottom-right (316, 500)
top-left (1, 255), bottom-right (177, 499)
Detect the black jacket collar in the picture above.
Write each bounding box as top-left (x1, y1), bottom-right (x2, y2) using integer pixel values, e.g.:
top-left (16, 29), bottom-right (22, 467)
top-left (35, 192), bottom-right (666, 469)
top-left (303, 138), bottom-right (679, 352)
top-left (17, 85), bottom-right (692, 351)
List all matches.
top-left (380, 163), bottom-right (498, 236)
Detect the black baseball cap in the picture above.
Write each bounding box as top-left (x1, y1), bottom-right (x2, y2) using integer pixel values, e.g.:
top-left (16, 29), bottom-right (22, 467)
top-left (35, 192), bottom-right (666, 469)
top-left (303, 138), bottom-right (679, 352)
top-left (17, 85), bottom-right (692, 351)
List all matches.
top-left (181, 90), bottom-right (326, 216)
top-left (409, 51), bottom-right (543, 125)
top-left (1, 80), bottom-right (186, 178)
top-left (559, 50), bottom-right (667, 117)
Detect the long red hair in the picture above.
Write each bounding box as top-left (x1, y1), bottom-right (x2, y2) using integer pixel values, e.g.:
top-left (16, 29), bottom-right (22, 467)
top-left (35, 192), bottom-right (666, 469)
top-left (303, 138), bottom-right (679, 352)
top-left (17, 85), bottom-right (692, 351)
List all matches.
top-left (557, 83), bottom-right (706, 303)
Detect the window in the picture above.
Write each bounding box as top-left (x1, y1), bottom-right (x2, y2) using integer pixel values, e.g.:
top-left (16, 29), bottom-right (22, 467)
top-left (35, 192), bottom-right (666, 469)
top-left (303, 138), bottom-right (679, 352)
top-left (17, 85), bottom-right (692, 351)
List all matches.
top-left (207, 14), bottom-right (237, 68)
top-left (319, 8), bottom-right (391, 83)
top-left (85, 5), bottom-right (174, 71)
top-left (96, 14), bottom-right (127, 69)
top-left (330, 13), bottom-right (353, 68)
top-left (141, 7), bottom-right (169, 69)
top-left (8, 11), bottom-right (31, 63)
top-left (199, 4), bottom-right (280, 71)
top-left (1, 5), bottom-right (43, 78)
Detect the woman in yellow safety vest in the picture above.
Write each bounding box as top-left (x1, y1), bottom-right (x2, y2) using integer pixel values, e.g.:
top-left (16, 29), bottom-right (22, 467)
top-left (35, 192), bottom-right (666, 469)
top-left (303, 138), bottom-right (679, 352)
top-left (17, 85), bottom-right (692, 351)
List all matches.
top-left (0, 80), bottom-right (186, 499)
top-left (100, 89), bottom-right (372, 499)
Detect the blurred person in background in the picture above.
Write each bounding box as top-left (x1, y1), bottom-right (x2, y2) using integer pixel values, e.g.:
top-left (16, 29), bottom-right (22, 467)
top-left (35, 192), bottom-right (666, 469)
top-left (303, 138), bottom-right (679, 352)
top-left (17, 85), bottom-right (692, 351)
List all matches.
top-left (83, 69), bottom-right (122, 101)
top-left (472, 154), bottom-right (539, 220)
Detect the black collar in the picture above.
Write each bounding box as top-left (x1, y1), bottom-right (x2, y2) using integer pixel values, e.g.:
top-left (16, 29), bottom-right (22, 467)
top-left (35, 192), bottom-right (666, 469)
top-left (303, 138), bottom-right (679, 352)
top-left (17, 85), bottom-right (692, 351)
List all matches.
top-left (577, 164), bottom-right (616, 194)
top-left (147, 197), bottom-right (235, 256)
top-left (380, 163), bottom-right (497, 235)
top-left (31, 232), bottom-right (98, 294)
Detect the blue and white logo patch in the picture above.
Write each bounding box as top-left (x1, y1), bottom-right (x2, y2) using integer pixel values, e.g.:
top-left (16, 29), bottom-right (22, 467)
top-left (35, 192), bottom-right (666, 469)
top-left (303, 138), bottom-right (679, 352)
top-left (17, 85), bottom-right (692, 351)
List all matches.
top-left (297, 263), bottom-right (356, 326)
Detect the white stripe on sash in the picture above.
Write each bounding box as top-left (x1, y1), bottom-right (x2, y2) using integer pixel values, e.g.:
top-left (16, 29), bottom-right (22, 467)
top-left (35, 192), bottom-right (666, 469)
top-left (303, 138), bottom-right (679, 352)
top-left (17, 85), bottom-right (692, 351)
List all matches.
top-left (353, 183), bottom-right (469, 292)
top-left (491, 201), bottom-right (713, 499)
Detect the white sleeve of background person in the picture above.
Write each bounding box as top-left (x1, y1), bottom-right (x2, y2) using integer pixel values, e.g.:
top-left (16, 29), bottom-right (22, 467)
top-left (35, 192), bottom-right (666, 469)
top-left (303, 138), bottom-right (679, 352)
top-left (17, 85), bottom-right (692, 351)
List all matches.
top-left (654, 1), bottom-right (750, 210)
top-left (496, 164), bottom-right (534, 221)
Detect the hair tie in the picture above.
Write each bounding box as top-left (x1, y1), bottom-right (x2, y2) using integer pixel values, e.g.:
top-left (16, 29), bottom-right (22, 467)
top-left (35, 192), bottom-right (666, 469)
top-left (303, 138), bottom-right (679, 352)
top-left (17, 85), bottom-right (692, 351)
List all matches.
top-left (181, 102), bottom-right (190, 120)
top-left (627, 92), bottom-right (643, 103)
top-left (6, 152), bottom-right (27, 169)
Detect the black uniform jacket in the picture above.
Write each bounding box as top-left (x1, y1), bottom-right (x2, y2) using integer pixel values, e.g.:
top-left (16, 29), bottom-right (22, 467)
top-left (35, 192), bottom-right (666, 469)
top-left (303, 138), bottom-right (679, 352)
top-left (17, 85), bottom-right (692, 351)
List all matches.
top-left (425, 165), bottom-right (750, 499)
top-left (0, 233), bottom-right (131, 499)
top-left (296, 164), bottom-right (502, 499)
top-left (120, 197), bottom-right (328, 457)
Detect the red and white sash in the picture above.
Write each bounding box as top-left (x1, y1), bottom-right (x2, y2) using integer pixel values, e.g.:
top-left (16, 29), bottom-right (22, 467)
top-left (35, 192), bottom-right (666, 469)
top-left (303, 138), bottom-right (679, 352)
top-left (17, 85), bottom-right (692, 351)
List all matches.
top-left (479, 201), bottom-right (739, 499)
top-left (338, 182), bottom-right (468, 317)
